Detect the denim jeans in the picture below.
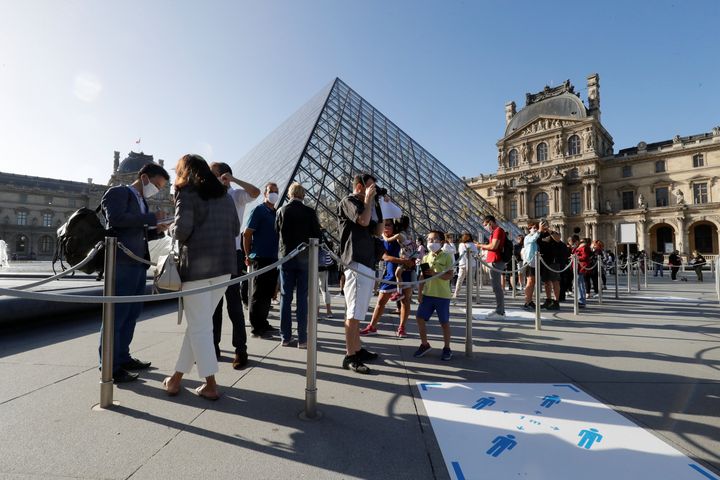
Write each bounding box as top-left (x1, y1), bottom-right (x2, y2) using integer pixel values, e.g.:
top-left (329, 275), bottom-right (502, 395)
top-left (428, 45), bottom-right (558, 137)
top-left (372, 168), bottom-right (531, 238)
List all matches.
top-left (99, 263), bottom-right (147, 373)
top-left (280, 256), bottom-right (309, 344)
top-left (576, 272), bottom-right (587, 304)
top-left (654, 264), bottom-right (663, 277)
top-left (489, 261), bottom-right (505, 315)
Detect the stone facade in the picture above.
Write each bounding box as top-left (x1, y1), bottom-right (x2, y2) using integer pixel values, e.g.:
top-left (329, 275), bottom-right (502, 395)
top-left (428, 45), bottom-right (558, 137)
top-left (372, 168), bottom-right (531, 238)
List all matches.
top-left (468, 74), bottom-right (720, 257)
top-left (0, 151), bottom-right (173, 260)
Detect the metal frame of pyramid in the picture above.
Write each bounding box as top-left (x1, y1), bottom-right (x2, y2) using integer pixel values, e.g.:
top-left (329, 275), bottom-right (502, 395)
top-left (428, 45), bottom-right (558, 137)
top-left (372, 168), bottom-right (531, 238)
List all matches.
top-left (231, 78), bottom-right (519, 243)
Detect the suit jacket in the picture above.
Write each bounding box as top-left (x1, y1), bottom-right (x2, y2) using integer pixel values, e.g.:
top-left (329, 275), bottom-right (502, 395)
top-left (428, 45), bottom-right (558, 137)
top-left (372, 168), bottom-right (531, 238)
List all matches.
top-left (173, 186), bottom-right (240, 282)
top-left (275, 199), bottom-right (321, 258)
top-left (101, 185), bottom-right (161, 267)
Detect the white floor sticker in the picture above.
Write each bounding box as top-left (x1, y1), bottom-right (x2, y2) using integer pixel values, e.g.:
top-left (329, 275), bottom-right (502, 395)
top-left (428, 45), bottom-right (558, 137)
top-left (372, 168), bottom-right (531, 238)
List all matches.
top-left (473, 307), bottom-right (546, 322)
top-left (634, 296), bottom-right (706, 303)
top-left (418, 382), bottom-right (718, 480)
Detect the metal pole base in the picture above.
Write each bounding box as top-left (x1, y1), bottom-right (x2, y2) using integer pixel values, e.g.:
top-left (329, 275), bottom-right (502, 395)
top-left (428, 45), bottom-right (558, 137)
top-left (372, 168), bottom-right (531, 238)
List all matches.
top-left (91, 401), bottom-right (119, 411)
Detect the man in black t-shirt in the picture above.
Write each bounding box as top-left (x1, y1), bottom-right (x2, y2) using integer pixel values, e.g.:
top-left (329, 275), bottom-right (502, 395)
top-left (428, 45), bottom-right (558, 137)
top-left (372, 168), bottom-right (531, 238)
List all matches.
top-left (337, 174), bottom-right (383, 374)
top-left (537, 220), bottom-right (563, 310)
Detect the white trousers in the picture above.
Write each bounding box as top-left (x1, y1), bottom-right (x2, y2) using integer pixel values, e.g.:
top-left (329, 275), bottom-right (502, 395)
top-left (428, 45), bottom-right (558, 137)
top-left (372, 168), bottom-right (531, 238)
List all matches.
top-left (175, 274), bottom-right (230, 379)
top-left (318, 270), bottom-right (331, 306)
top-left (453, 266), bottom-right (469, 297)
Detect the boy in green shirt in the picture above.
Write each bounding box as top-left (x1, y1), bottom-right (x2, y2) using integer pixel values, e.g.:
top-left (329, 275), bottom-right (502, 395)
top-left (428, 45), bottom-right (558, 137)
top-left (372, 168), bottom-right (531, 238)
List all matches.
top-left (414, 230), bottom-right (455, 361)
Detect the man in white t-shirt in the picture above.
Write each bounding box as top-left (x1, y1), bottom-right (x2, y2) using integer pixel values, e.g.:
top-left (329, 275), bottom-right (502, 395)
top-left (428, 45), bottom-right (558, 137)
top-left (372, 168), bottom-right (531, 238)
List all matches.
top-left (210, 162), bottom-right (260, 369)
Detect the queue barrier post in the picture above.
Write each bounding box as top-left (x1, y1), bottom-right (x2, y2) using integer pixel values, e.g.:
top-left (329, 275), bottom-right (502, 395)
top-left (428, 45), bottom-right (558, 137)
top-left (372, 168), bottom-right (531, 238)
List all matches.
top-left (511, 256), bottom-right (517, 299)
top-left (636, 260), bottom-right (641, 291)
top-left (534, 253), bottom-right (541, 331)
top-left (302, 238), bottom-right (321, 420)
top-left (614, 251), bottom-right (619, 300)
top-left (643, 258), bottom-right (648, 289)
top-left (465, 253), bottom-right (473, 358)
top-left (597, 257), bottom-right (603, 305)
top-left (99, 236), bottom-right (117, 409)
top-left (572, 254), bottom-right (579, 316)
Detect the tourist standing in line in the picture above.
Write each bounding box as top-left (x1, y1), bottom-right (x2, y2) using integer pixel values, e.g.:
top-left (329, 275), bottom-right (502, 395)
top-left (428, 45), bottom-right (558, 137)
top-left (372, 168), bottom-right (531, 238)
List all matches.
top-left (337, 173), bottom-right (382, 374)
top-left (100, 163), bottom-right (169, 383)
top-left (521, 222), bottom-right (540, 311)
top-left (209, 162), bottom-right (260, 369)
top-left (163, 154), bottom-right (239, 400)
top-left (478, 215), bottom-right (507, 319)
top-left (361, 218), bottom-right (416, 338)
top-left (275, 182), bottom-right (321, 348)
top-left (689, 250), bottom-right (706, 282)
top-left (243, 183), bottom-right (281, 337)
top-left (669, 250), bottom-right (682, 281)
top-left (652, 251), bottom-right (664, 277)
top-left (453, 233), bottom-right (478, 300)
top-left (537, 220), bottom-right (563, 311)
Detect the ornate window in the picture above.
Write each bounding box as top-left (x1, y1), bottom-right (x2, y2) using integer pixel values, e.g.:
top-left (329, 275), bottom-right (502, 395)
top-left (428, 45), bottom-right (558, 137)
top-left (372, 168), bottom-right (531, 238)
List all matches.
top-left (42, 213), bottom-right (53, 227)
top-left (570, 192), bottom-right (582, 215)
top-left (509, 199), bottom-right (518, 220)
top-left (536, 142), bottom-right (547, 162)
top-left (655, 160), bottom-right (666, 173)
top-left (655, 187), bottom-right (669, 207)
top-left (534, 192), bottom-right (549, 218)
top-left (692, 154), bottom-right (704, 168)
top-left (16, 211), bottom-right (28, 226)
top-left (39, 235), bottom-right (54, 253)
top-left (622, 165), bottom-right (632, 178)
top-left (693, 183), bottom-right (708, 204)
top-left (622, 191), bottom-right (634, 210)
top-left (508, 149), bottom-right (519, 168)
top-left (567, 135), bottom-right (581, 156)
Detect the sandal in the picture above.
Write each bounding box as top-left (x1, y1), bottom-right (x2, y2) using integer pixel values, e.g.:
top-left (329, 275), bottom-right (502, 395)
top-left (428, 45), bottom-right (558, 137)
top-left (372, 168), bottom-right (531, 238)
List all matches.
top-left (195, 385), bottom-right (220, 401)
top-left (162, 377), bottom-right (180, 397)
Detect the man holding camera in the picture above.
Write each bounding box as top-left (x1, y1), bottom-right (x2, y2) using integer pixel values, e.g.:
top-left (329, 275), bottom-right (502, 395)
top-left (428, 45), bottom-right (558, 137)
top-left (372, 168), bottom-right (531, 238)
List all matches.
top-left (337, 173), bottom-right (383, 374)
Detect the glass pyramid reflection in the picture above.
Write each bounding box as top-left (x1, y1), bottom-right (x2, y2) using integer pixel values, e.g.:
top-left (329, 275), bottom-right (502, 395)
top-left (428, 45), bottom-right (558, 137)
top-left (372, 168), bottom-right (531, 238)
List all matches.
top-left (231, 78), bottom-right (518, 242)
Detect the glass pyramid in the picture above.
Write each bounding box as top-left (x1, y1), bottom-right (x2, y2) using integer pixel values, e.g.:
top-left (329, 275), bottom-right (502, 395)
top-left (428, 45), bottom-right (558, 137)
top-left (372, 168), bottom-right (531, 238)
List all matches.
top-left (231, 78), bottom-right (518, 242)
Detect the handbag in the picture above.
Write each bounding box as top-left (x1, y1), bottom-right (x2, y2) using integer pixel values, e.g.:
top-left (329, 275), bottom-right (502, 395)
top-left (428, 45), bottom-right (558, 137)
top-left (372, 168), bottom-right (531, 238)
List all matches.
top-left (153, 238), bottom-right (181, 292)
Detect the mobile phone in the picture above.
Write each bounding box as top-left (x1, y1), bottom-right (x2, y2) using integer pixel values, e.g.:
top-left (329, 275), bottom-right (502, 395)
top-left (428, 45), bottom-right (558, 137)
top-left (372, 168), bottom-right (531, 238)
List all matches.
top-left (420, 262), bottom-right (430, 274)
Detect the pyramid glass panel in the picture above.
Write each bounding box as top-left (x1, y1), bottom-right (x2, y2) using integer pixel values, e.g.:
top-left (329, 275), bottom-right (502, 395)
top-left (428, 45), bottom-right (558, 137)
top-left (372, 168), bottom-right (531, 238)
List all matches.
top-left (231, 78), bottom-right (518, 241)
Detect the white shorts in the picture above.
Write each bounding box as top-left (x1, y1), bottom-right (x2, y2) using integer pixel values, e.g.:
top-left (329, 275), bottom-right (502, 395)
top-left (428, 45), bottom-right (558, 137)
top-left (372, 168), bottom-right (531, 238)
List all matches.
top-left (343, 262), bottom-right (375, 321)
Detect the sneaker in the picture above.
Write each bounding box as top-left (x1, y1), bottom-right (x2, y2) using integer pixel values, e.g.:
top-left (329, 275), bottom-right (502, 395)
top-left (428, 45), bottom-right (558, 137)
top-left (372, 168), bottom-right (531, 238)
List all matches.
top-left (281, 339), bottom-right (297, 347)
top-left (396, 327), bottom-right (407, 338)
top-left (441, 347), bottom-right (453, 361)
top-left (527, 300), bottom-right (536, 309)
top-left (578, 303), bottom-right (586, 309)
top-left (540, 299), bottom-right (552, 309)
top-left (342, 355), bottom-right (371, 374)
top-left (356, 347), bottom-right (379, 362)
top-left (298, 342), bottom-right (307, 350)
top-left (414, 343), bottom-right (432, 358)
top-left (546, 300), bottom-right (560, 311)
top-left (522, 303), bottom-right (534, 311)
top-left (486, 311), bottom-right (506, 320)
top-left (389, 291), bottom-right (405, 301)
top-left (359, 325), bottom-right (378, 336)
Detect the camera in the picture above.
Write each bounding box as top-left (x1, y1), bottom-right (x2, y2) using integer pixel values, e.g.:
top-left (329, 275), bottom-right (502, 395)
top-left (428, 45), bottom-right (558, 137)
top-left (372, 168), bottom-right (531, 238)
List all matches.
top-left (375, 186), bottom-right (387, 196)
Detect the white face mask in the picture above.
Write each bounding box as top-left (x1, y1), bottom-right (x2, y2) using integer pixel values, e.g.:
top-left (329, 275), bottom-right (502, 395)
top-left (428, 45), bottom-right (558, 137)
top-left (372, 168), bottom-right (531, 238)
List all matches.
top-left (142, 176), bottom-right (159, 199)
top-left (427, 242), bottom-right (442, 253)
top-left (267, 192), bottom-right (279, 204)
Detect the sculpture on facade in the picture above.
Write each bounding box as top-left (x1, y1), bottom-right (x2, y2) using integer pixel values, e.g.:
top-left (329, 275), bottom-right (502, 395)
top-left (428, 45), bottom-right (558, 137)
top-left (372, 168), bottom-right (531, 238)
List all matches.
top-left (554, 136), bottom-right (563, 158)
top-left (520, 142), bottom-right (528, 163)
top-left (638, 193), bottom-right (647, 208)
top-left (0, 239), bottom-right (8, 268)
top-left (583, 128), bottom-right (594, 150)
top-left (605, 200), bottom-right (613, 213)
top-left (674, 188), bottom-right (685, 205)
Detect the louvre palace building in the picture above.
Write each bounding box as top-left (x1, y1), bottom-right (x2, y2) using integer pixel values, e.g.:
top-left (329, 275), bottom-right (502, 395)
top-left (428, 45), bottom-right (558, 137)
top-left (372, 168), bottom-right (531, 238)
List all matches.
top-left (0, 151), bottom-right (173, 260)
top-left (468, 74), bottom-right (720, 258)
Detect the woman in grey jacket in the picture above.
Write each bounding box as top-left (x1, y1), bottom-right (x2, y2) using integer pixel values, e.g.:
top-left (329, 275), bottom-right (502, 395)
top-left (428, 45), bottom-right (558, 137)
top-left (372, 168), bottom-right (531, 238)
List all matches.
top-left (163, 154), bottom-right (239, 400)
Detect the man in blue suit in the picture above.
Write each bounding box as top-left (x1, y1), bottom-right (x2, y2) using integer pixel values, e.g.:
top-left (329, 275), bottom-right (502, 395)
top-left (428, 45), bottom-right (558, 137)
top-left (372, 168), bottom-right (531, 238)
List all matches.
top-left (101, 163), bottom-right (169, 383)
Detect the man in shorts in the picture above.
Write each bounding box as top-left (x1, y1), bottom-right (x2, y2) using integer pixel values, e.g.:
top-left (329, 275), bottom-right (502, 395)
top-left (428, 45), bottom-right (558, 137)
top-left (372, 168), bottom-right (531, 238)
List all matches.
top-left (337, 174), bottom-right (382, 374)
top-left (537, 220), bottom-right (563, 310)
top-left (414, 230), bottom-right (455, 361)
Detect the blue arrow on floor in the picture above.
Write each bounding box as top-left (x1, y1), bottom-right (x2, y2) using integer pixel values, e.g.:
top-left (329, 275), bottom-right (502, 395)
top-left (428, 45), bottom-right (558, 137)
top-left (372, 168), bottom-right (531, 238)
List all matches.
top-left (451, 461), bottom-right (466, 480)
top-left (552, 384), bottom-right (580, 392)
top-left (689, 464), bottom-right (720, 479)
top-left (420, 383), bottom-right (443, 391)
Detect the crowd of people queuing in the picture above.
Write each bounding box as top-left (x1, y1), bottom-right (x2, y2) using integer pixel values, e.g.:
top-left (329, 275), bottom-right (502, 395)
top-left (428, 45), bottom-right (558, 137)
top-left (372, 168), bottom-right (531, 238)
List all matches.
top-left (99, 159), bottom-right (712, 397)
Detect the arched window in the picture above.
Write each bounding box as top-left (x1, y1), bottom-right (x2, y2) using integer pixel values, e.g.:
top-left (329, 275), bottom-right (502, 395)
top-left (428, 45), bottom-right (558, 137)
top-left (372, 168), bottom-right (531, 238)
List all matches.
top-left (694, 224), bottom-right (712, 253)
top-left (508, 149), bottom-right (518, 168)
top-left (534, 192), bottom-right (549, 218)
top-left (536, 142), bottom-right (548, 162)
top-left (567, 135), bottom-right (581, 156)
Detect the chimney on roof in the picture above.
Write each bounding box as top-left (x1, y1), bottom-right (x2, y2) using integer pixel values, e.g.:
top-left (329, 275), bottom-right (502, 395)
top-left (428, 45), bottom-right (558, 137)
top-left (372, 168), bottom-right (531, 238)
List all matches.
top-left (113, 151), bottom-right (120, 172)
top-left (505, 101), bottom-right (516, 126)
top-left (587, 73), bottom-right (601, 122)
top-left (159, 159), bottom-right (164, 167)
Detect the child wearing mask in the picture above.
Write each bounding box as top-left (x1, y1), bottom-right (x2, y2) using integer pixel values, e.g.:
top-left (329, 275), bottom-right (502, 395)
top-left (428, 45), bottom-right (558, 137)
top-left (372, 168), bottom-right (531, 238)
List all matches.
top-left (414, 231), bottom-right (455, 361)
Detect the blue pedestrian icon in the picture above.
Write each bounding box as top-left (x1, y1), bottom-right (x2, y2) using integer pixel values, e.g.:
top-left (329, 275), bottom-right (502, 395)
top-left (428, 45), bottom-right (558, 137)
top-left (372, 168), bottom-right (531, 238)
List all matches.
top-left (472, 396), bottom-right (496, 410)
top-left (486, 434), bottom-right (517, 457)
top-left (578, 427), bottom-right (603, 449)
top-left (540, 394), bottom-right (561, 408)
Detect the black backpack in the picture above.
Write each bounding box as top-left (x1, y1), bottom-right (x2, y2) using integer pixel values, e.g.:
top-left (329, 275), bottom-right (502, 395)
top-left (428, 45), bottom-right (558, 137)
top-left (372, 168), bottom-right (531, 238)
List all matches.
top-left (53, 206), bottom-right (107, 274)
top-left (500, 230), bottom-right (513, 264)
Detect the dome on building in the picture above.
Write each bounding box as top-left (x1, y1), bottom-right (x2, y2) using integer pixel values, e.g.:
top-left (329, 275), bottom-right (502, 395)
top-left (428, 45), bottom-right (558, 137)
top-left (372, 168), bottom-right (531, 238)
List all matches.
top-left (505, 80), bottom-right (590, 137)
top-left (117, 151), bottom-right (155, 174)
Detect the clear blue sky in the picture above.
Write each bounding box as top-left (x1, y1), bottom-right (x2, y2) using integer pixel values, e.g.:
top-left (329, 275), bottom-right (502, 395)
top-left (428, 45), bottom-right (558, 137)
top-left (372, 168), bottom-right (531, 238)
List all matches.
top-left (0, 0), bottom-right (717, 184)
